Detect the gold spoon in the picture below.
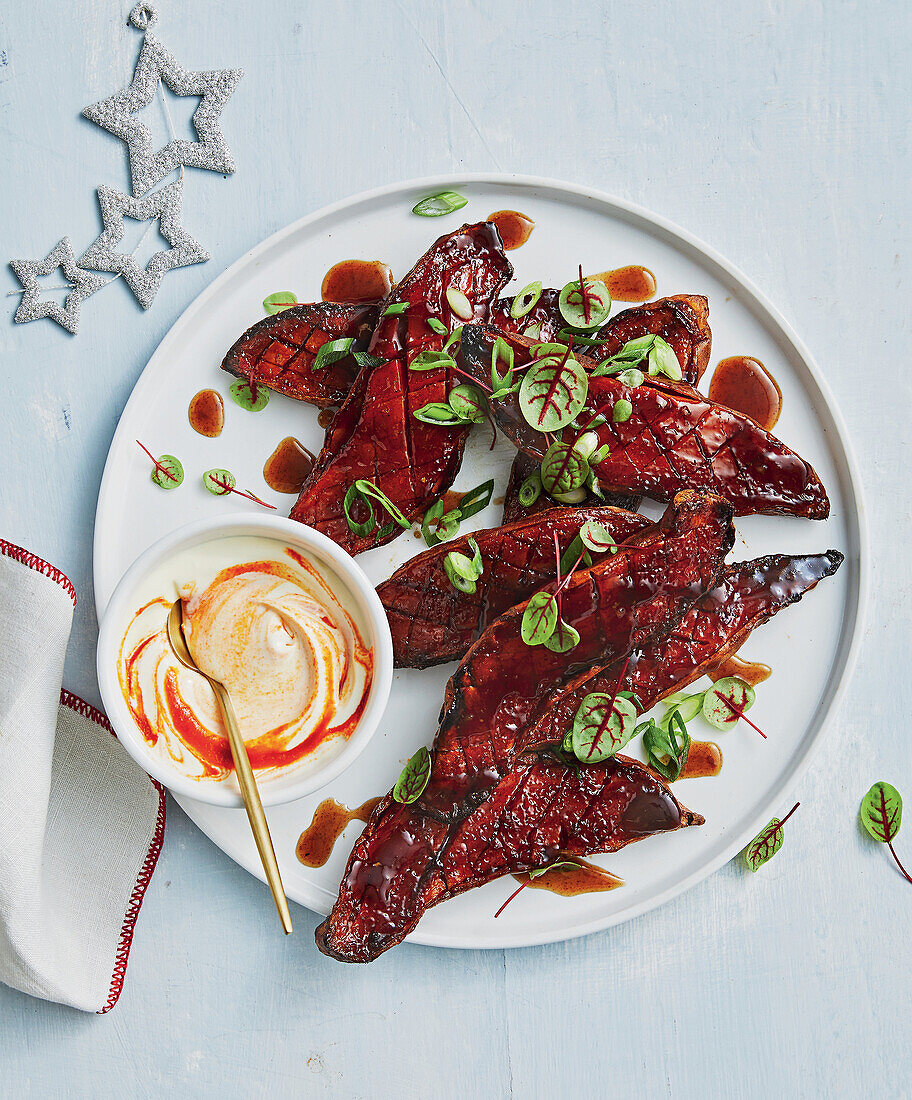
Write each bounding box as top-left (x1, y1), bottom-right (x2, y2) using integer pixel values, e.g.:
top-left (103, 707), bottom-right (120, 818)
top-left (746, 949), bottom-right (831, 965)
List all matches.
top-left (166, 600), bottom-right (293, 934)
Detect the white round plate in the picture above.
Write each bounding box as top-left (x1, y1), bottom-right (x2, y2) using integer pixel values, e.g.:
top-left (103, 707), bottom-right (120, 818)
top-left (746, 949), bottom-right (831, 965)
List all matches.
top-left (94, 174), bottom-right (866, 951)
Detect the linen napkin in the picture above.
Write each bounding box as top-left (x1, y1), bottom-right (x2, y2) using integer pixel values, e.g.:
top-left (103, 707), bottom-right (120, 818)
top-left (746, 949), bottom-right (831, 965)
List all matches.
top-left (0, 540), bottom-right (165, 1012)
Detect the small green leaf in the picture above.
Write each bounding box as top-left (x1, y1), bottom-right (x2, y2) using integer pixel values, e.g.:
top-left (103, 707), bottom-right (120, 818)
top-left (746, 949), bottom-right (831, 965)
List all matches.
top-left (558, 275), bottom-right (612, 330)
top-left (528, 860), bottom-right (578, 880)
top-left (578, 520), bottom-right (617, 555)
top-left (412, 191), bottom-right (468, 217)
top-left (559, 534), bottom-right (592, 575)
top-left (383, 301), bottom-right (410, 316)
top-left (229, 378), bottom-right (269, 411)
top-left (448, 384), bottom-right (487, 423)
top-left (519, 355), bottom-right (589, 432)
top-left (393, 746), bottom-right (432, 803)
top-left (510, 281), bottom-right (543, 319)
top-left (150, 453), bottom-right (183, 490)
top-left (518, 472), bottom-right (542, 508)
top-left (612, 398), bottom-right (633, 423)
top-left (860, 782), bottom-right (903, 844)
top-left (540, 441), bottom-right (590, 496)
top-left (413, 402), bottom-right (464, 426)
top-left (571, 693), bottom-right (638, 762)
top-left (203, 468), bottom-right (236, 496)
top-left (443, 326), bottom-right (463, 353)
top-left (427, 317), bottom-right (448, 335)
top-left (521, 591), bottom-right (559, 646)
top-left (592, 335), bottom-right (657, 377)
top-left (702, 677), bottom-right (756, 731)
top-left (742, 803), bottom-right (800, 872)
top-left (262, 291), bottom-right (297, 315)
top-left (313, 337), bottom-right (355, 372)
top-left (544, 620), bottom-right (580, 653)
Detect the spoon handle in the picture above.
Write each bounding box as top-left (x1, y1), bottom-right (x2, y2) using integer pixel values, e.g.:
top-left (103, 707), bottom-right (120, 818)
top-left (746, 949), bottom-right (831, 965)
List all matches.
top-left (211, 680), bottom-right (293, 935)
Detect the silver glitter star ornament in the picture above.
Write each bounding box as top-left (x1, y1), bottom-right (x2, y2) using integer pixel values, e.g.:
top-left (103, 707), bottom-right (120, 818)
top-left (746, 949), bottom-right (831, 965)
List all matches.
top-left (79, 180), bottom-right (209, 309)
top-left (9, 237), bottom-right (107, 334)
top-left (82, 32), bottom-right (243, 196)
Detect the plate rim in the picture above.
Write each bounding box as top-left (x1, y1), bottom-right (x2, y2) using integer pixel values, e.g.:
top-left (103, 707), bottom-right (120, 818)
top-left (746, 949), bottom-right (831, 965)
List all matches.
top-left (93, 171), bottom-right (869, 951)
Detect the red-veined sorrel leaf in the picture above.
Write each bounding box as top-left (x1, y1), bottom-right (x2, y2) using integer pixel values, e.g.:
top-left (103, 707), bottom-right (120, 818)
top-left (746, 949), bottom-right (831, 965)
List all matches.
top-left (540, 441), bottom-right (589, 496)
top-left (229, 378), bottom-right (269, 411)
top-left (703, 677), bottom-right (757, 731)
top-left (136, 440), bottom-right (183, 489)
top-left (570, 692), bottom-right (638, 763)
top-left (393, 746), bottom-right (432, 804)
top-left (578, 520), bottom-right (617, 555)
top-left (860, 782), bottom-right (902, 844)
top-left (518, 353), bottom-right (588, 432)
top-left (543, 619), bottom-right (580, 653)
top-left (859, 782), bottom-right (912, 886)
top-left (262, 291), bottom-right (298, 315)
top-left (743, 803), bottom-right (800, 872)
top-left (521, 591), bottom-right (558, 646)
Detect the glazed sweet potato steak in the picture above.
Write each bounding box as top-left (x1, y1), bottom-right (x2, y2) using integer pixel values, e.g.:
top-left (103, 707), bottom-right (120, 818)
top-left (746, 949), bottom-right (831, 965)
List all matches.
top-left (459, 325), bottom-right (830, 518)
top-left (290, 224), bottom-right (513, 554)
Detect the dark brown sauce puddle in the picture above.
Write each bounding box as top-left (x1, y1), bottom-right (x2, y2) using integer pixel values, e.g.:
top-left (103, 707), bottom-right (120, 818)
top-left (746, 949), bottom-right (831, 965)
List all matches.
top-left (487, 209), bottom-right (535, 250)
top-left (188, 389), bottom-right (224, 437)
top-left (680, 740), bottom-right (723, 779)
top-left (593, 265), bottom-right (657, 302)
top-left (321, 260), bottom-right (392, 303)
top-left (708, 356), bottom-right (782, 431)
top-left (705, 652), bottom-right (772, 688)
top-left (296, 797), bottom-right (382, 868)
top-left (513, 858), bottom-right (624, 896)
top-left (263, 436), bottom-right (315, 494)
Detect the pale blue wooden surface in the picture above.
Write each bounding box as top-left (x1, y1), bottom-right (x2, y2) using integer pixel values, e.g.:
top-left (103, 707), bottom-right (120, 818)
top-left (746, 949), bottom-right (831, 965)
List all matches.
top-left (1, 2), bottom-right (909, 1096)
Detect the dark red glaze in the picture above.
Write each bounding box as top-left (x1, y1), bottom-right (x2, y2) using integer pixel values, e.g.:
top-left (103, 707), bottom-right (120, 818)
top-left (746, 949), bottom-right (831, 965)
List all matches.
top-left (426, 492), bottom-right (734, 816)
top-left (523, 550), bottom-right (843, 750)
top-left (587, 294), bottom-right (712, 385)
top-left (501, 450), bottom-right (642, 524)
top-left (490, 288), bottom-right (564, 341)
top-left (490, 292), bottom-right (710, 386)
top-left (314, 492), bottom-right (732, 962)
top-left (220, 301), bottom-right (380, 407)
top-left (377, 505), bottom-right (651, 668)
top-left (315, 752), bottom-right (698, 962)
top-left (459, 325), bottom-right (830, 519)
top-left (290, 224), bottom-right (513, 554)
top-left (315, 539), bottom-right (842, 963)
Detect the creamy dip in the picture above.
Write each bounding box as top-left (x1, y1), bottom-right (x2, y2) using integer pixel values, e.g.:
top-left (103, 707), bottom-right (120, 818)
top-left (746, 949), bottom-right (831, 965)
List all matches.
top-left (117, 537), bottom-right (373, 784)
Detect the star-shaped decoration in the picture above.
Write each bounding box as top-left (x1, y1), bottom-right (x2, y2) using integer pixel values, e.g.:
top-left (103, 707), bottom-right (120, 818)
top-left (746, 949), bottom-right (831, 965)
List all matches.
top-left (82, 32), bottom-right (243, 196)
top-left (9, 237), bottom-right (107, 334)
top-left (78, 180), bottom-right (209, 309)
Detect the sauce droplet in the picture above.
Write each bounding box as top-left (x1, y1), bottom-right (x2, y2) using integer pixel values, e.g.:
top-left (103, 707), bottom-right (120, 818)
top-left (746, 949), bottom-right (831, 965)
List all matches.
top-left (705, 652), bottom-right (772, 688)
top-left (317, 407), bottom-right (337, 429)
top-left (321, 260), bottom-right (392, 304)
top-left (188, 389), bottom-right (224, 437)
top-left (487, 209), bottom-right (535, 250)
top-left (708, 356), bottom-right (782, 432)
top-left (296, 796), bottom-right (382, 867)
top-left (592, 265), bottom-right (657, 302)
top-left (680, 740), bottom-right (723, 779)
top-left (263, 436), bottom-right (316, 494)
top-left (512, 858), bottom-right (624, 896)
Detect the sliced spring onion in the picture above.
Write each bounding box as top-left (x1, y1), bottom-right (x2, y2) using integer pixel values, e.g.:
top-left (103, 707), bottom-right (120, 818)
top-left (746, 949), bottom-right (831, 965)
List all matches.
top-left (510, 281), bottom-right (543, 319)
top-left (412, 191), bottom-right (469, 217)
